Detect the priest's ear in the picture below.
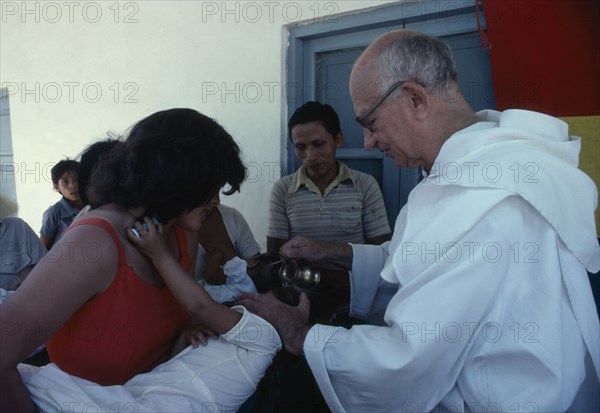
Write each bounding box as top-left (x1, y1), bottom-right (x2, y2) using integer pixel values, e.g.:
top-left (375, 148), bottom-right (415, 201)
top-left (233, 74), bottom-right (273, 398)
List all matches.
top-left (401, 82), bottom-right (430, 121)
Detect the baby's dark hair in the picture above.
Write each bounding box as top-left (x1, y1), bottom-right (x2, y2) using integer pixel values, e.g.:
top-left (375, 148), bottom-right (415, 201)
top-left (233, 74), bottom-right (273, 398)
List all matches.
top-left (88, 108), bottom-right (246, 223)
top-left (78, 137), bottom-right (122, 205)
top-left (50, 160), bottom-right (80, 184)
top-left (248, 254), bottom-right (282, 294)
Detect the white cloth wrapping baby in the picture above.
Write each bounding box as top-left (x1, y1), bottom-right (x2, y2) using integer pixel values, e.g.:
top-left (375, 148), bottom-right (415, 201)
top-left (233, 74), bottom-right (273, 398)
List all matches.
top-left (201, 256), bottom-right (257, 303)
top-left (18, 306), bottom-right (281, 413)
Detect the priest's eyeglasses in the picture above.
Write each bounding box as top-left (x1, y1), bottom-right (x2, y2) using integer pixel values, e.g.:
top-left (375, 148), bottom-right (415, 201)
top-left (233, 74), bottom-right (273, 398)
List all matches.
top-left (355, 81), bottom-right (406, 132)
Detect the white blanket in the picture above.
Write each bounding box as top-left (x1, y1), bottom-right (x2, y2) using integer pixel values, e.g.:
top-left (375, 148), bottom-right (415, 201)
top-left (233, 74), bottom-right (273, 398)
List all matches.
top-left (19, 306), bottom-right (281, 413)
top-left (202, 257), bottom-right (257, 304)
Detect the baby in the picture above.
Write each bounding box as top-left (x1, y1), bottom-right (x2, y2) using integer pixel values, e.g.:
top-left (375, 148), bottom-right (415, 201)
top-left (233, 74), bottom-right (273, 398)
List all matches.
top-left (200, 245), bottom-right (258, 304)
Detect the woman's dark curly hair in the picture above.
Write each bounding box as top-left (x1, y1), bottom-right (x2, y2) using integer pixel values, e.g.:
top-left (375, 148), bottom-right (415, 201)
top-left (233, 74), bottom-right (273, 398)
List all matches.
top-left (88, 108), bottom-right (246, 223)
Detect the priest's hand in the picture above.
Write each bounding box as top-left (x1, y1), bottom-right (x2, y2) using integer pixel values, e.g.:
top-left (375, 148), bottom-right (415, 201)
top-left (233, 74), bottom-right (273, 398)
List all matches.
top-left (237, 291), bottom-right (311, 356)
top-left (280, 236), bottom-right (353, 270)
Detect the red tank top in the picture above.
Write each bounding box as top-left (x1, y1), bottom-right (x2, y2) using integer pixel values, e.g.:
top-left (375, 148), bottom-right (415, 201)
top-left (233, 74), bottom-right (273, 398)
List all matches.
top-left (45, 218), bottom-right (190, 385)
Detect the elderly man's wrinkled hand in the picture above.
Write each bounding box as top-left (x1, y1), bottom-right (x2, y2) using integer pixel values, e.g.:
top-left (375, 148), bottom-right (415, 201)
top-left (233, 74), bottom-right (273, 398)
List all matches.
top-left (280, 236), bottom-right (353, 270)
top-left (237, 291), bottom-right (311, 356)
top-left (280, 236), bottom-right (324, 260)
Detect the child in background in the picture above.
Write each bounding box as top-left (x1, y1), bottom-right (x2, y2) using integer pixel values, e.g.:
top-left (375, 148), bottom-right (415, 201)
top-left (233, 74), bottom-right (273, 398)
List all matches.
top-left (39, 159), bottom-right (84, 249)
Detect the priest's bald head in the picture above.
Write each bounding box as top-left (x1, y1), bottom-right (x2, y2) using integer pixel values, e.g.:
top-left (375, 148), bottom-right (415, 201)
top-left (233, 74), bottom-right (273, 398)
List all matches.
top-left (350, 29), bottom-right (479, 173)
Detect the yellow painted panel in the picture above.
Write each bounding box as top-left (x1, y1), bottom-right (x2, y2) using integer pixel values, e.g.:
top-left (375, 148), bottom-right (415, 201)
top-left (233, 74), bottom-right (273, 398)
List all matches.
top-left (560, 115), bottom-right (600, 235)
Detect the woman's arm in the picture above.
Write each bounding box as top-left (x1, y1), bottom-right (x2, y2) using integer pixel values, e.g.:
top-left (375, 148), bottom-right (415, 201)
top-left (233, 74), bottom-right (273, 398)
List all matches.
top-left (128, 218), bottom-right (241, 333)
top-left (0, 225), bottom-right (118, 412)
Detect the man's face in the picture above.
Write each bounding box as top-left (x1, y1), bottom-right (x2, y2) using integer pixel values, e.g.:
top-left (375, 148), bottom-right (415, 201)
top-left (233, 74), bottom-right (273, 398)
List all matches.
top-left (54, 170), bottom-right (81, 203)
top-left (291, 121), bottom-right (342, 182)
top-left (351, 76), bottom-right (422, 169)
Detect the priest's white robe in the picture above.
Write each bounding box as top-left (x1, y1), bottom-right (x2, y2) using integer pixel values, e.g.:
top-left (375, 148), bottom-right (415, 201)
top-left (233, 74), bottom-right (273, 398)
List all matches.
top-left (304, 110), bottom-right (600, 413)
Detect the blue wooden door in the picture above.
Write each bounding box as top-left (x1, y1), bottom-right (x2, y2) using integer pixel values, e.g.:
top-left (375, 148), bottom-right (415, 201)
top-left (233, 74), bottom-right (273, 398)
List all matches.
top-left (288, 1), bottom-right (496, 228)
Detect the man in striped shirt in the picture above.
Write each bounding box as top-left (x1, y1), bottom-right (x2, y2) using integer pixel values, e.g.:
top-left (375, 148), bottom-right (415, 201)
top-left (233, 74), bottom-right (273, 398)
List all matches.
top-left (262, 101), bottom-right (392, 413)
top-left (267, 101), bottom-right (391, 317)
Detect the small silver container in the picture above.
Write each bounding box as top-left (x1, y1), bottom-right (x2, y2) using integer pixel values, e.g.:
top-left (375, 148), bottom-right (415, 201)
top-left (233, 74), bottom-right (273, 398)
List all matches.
top-left (279, 259), bottom-right (320, 286)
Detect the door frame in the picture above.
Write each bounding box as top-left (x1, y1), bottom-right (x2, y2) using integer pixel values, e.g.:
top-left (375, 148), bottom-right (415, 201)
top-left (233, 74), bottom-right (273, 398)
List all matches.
top-left (283, 0), bottom-right (489, 226)
top-left (283, 0), bottom-right (487, 173)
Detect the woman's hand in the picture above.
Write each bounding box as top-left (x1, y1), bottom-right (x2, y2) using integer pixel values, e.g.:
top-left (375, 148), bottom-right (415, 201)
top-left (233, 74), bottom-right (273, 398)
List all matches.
top-left (127, 216), bottom-right (243, 334)
top-left (126, 217), bottom-right (170, 263)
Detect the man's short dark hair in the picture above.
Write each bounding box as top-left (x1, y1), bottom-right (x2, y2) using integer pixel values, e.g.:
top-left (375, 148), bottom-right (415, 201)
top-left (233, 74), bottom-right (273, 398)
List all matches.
top-left (50, 160), bottom-right (80, 184)
top-left (288, 101), bottom-right (341, 139)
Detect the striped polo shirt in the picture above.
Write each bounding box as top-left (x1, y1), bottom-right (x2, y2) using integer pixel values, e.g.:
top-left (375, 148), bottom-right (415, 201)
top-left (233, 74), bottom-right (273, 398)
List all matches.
top-left (268, 161), bottom-right (390, 244)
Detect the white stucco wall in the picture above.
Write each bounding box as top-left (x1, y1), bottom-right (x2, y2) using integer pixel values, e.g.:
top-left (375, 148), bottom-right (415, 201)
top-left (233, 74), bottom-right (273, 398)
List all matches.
top-left (0, 0), bottom-right (395, 250)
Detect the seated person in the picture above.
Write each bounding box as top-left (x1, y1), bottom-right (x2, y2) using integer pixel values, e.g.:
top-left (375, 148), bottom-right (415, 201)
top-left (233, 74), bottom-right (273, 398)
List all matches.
top-left (0, 196), bottom-right (46, 291)
top-left (0, 108), bottom-right (280, 412)
top-left (39, 159), bottom-right (85, 249)
top-left (267, 101), bottom-right (391, 321)
top-left (17, 218), bottom-right (281, 413)
top-left (1, 198), bottom-right (50, 366)
top-left (196, 203), bottom-right (261, 282)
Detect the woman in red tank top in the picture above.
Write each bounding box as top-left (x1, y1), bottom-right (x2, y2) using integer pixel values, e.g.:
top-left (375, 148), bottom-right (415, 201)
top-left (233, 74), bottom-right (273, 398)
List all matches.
top-left (1, 109), bottom-right (251, 412)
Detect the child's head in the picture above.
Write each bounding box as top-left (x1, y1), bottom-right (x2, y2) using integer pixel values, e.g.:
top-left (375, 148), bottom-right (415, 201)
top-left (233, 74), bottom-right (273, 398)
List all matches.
top-left (77, 138), bottom-right (121, 205)
top-left (50, 160), bottom-right (81, 203)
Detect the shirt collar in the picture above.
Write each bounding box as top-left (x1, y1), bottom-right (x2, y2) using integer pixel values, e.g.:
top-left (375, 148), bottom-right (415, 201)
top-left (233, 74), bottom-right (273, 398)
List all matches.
top-left (287, 161), bottom-right (354, 195)
top-left (59, 197), bottom-right (80, 218)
